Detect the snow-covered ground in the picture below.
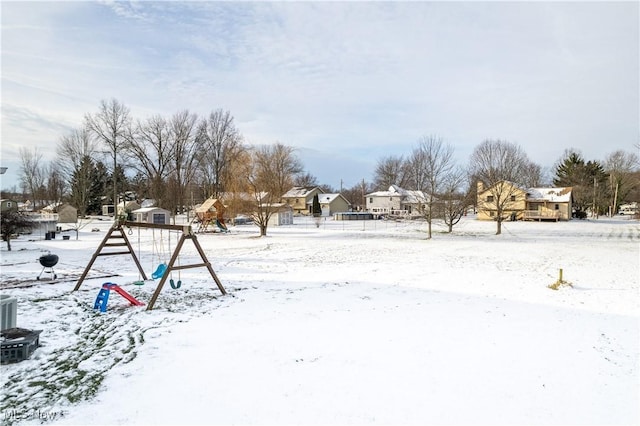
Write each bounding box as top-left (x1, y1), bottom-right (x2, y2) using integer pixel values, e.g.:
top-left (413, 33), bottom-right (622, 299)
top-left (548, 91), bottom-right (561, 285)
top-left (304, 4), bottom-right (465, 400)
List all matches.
top-left (1, 215), bottom-right (638, 425)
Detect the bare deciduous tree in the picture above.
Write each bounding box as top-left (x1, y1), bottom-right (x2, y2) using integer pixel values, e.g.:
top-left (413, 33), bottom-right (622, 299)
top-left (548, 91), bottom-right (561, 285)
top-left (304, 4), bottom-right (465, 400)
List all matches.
top-left (407, 135), bottom-right (455, 238)
top-left (196, 109), bottom-right (243, 199)
top-left (244, 143), bottom-right (303, 236)
top-left (124, 114), bottom-right (175, 210)
top-left (84, 98), bottom-right (131, 207)
top-left (521, 161), bottom-right (545, 188)
top-left (439, 167), bottom-right (470, 233)
top-left (373, 155), bottom-right (410, 190)
top-left (46, 161), bottom-right (66, 207)
top-left (605, 149), bottom-right (640, 215)
top-left (57, 126), bottom-right (97, 179)
top-left (19, 147), bottom-right (46, 209)
top-left (294, 172), bottom-right (318, 187)
top-left (342, 180), bottom-right (373, 211)
top-left (168, 110), bottom-right (200, 216)
top-left (469, 139), bottom-right (531, 234)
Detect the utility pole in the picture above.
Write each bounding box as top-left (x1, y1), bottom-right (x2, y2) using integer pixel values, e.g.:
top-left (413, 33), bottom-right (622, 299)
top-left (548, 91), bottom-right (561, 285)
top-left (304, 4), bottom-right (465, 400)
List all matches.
top-left (592, 176), bottom-right (597, 218)
top-left (361, 178), bottom-right (366, 212)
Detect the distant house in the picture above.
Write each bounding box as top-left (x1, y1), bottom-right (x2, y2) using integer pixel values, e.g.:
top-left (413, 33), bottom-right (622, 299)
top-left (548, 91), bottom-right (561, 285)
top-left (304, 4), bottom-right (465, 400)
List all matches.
top-left (101, 205), bottom-right (115, 216)
top-left (117, 200), bottom-right (141, 217)
top-left (618, 202), bottom-right (638, 215)
top-left (0, 199), bottom-right (18, 213)
top-left (131, 207), bottom-right (171, 225)
top-left (524, 187), bottom-right (573, 221)
top-left (281, 187), bottom-right (324, 215)
top-left (365, 185), bottom-right (426, 217)
top-left (476, 181), bottom-right (573, 221)
top-left (314, 193), bottom-right (351, 217)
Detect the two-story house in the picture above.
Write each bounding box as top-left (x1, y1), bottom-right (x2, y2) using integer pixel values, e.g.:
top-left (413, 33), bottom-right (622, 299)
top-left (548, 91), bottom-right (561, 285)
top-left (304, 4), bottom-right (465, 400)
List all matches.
top-left (365, 185), bottom-right (426, 217)
top-left (477, 181), bottom-right (573, 221)
top-left (281, 187), bottom-right (324, 215)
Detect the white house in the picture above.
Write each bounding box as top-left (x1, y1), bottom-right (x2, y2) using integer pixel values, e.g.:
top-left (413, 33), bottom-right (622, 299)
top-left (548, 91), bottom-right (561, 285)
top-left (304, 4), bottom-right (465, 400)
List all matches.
top-left (619, 202), bottom-right (638, 215)
top-left (365, 185), bottom-right (426, 217)
top-left (131, 207), bottom-right (171, 225)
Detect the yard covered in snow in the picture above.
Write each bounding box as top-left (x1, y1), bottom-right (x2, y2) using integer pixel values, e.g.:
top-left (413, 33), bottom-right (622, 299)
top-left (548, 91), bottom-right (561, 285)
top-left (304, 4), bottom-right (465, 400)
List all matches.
top-left (0, 215), bottom-right (638, 425)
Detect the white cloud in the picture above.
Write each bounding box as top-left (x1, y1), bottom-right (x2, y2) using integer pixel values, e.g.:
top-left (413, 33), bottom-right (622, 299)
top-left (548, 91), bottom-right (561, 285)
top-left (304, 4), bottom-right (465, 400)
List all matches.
top-left (1, 1), bottom-right (638, 190)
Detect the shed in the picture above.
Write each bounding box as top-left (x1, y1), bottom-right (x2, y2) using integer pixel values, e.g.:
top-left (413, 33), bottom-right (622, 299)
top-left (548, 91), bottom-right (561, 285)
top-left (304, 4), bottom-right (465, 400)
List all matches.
top-left (265, 203), bottom-right (294, 226)
top-left (0, 199), bottom-right (18, 212)
top-left (131, 207), bottom-right (171, 225)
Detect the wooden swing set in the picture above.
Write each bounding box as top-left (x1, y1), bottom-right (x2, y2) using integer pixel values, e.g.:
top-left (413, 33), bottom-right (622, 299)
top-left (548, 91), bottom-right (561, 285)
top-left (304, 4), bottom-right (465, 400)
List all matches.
top-left (72, 220), bottom-right (227, 310)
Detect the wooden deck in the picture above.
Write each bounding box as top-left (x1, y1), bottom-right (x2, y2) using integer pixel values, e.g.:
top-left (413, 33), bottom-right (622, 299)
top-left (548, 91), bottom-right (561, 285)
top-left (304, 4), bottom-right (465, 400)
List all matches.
top-left (523, 210), bottom-right (560, 221)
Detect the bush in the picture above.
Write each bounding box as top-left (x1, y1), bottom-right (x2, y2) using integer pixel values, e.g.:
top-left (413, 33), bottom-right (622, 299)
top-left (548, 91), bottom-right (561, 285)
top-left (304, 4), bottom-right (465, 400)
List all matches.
top-left (572, 210), bottom-right (587, 220)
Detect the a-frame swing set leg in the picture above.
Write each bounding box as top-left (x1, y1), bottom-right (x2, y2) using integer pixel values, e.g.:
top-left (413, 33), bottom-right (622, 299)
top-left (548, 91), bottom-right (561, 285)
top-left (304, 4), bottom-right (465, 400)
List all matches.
top-left (73, 221), bottom-right (227, 311)
top-left (146, 232), bottom-right (226, 310)
top-left (73, 224), bottom-right (147, 292)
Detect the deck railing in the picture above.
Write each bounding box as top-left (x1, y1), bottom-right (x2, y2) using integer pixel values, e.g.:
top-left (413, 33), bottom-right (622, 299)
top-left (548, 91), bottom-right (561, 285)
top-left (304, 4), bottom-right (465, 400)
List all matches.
top-left (523, 210), bottom-right (560, 221)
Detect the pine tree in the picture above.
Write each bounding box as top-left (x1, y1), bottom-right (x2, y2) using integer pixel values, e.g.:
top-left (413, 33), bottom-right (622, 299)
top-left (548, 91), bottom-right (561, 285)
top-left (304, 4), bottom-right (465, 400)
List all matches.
top-left (553, 151), bottom-right (608, 215)
top-left (312, 194), bottom-right (321, 217)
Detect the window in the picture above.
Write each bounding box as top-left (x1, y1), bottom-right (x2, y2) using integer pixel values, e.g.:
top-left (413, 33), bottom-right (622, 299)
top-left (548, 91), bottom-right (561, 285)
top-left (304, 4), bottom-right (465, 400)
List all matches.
top-left (390, 197), bottom-right (393, 201)
top-left (369, 197), bottom-right (373, 203)
top-left (486, 196), bottom-right (494, 202)
top-left (5, 202), bottom-right (11, 208)
top-left (555, 204), bottom-right (559, 210)
top-left (510, 195), bottom-right (516, 202)
top-left (152, 213), bottom-right (165, 224)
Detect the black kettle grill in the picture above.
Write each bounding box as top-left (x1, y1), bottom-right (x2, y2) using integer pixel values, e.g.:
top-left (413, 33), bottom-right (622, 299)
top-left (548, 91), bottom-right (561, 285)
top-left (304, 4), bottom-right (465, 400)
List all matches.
top-left (37, 253), bottom-right (59, 280)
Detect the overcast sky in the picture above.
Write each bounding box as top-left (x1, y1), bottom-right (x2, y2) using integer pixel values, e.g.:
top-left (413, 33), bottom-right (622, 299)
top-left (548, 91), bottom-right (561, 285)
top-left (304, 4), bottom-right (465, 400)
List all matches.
top-left (1, 1), bottom-right (638, 191)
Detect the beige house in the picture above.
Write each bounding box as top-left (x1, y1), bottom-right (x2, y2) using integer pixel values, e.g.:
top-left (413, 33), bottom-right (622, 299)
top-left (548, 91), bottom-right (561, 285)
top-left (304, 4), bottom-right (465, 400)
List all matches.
top-left (524, 187), bottom-right (573, 221)
top-left (315, 193), bottom-right (351, 217)
top-left (477, 181), bottom-right (573, 221)
top-left (281, 187), bottom-right (324, 215)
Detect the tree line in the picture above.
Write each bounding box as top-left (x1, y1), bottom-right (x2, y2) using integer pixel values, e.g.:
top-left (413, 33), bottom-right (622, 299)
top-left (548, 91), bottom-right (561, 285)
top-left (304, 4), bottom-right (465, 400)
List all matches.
top-left (7, 98), bottom-right (640, 237)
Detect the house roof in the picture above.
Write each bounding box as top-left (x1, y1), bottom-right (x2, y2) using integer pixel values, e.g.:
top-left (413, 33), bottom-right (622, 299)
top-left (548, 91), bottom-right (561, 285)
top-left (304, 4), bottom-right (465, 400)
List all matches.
top-left (311, 193), bottom-right (350, 205)
top-left (132, 207), bottom-right (170, 213)
top-left (366, 185), bottom-right (426, 203)
top-left (258, 203), bottom-right (293, 211)
top-left (526, 187), bottom-right (573, 203)
top-left (282, 186), bottom-right (322, 198)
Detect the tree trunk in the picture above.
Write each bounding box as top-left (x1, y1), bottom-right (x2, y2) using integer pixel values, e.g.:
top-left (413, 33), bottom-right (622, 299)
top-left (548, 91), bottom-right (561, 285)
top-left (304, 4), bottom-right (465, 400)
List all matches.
top-left (260, 224), bottom-right (267, 236)
top-left (496, 218), bottom-right (502, 235)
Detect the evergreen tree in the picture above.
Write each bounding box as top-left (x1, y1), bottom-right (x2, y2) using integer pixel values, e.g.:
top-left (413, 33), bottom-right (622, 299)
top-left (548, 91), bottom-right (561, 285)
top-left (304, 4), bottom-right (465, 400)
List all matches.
top-left (70, 155), bottom-right (94, 217)
top-left (312, 193), bottom-right (322, 217)
top-left (553, 150), bottom-right (608, 215)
